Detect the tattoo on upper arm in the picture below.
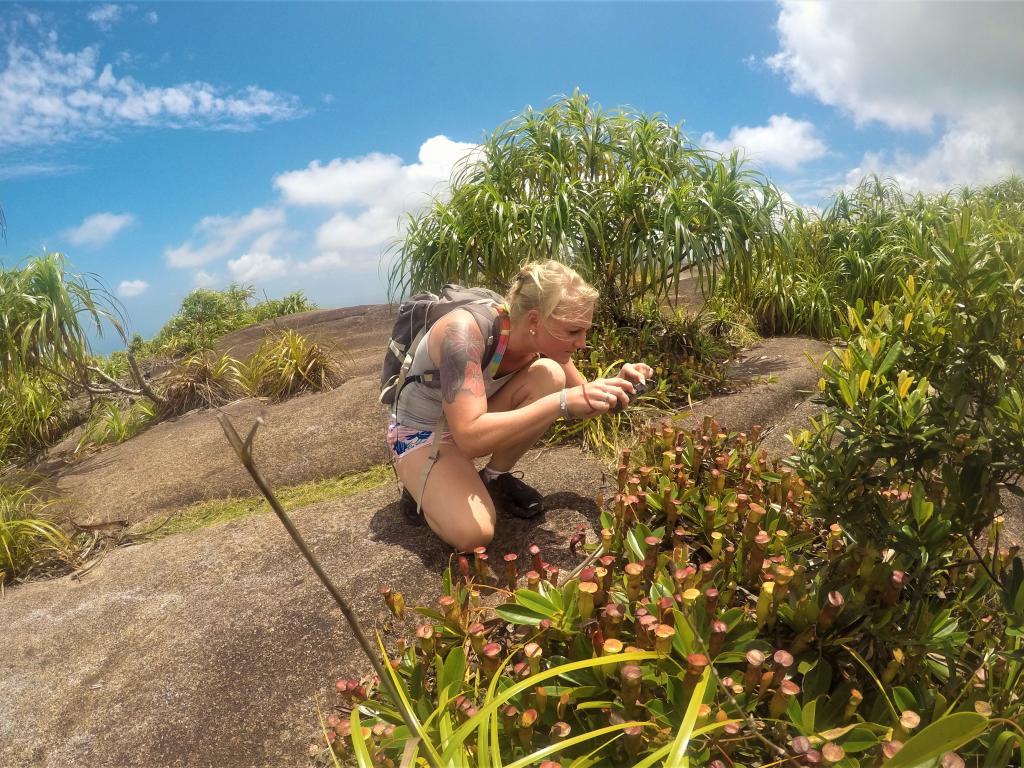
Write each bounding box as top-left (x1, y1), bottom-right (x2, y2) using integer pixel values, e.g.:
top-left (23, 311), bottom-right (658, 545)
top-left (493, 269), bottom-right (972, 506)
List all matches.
top-left (440, 321), bottom-right (486, 403)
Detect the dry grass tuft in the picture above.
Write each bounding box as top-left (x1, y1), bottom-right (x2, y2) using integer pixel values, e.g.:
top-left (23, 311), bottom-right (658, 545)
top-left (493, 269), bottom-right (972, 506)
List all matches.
top-left (156, 353), bottom-right (243, 418)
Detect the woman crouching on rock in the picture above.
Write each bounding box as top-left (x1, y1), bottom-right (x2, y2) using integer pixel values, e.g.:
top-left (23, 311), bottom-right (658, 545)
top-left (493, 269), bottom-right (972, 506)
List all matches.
top-left (388, 260), bottom-right (653, 551)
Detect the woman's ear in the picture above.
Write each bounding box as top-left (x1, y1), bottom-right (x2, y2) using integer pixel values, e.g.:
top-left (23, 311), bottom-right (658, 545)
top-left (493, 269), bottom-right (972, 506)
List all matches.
top-left (527, 309), bottom-right (541, 335)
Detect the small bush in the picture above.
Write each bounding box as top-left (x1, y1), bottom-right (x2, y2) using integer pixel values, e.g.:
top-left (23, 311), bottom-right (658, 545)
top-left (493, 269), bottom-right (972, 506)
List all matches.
top-left (75, 398), bottom-right (156, 453)
top-left (0, 482), bottom-right (72, 586)
top-left (0, 373), bottom-right (75, 465)
top-left (236, 330), bottom-right (344, 402)
top-left (155, 352), bottom-right (243, 418)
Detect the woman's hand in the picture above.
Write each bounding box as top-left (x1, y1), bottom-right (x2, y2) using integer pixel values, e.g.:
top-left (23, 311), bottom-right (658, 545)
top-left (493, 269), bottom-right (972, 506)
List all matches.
top-left (618, 362), bottom-right (654, 387)
top-left (564, 377), bottom-right (634, 419)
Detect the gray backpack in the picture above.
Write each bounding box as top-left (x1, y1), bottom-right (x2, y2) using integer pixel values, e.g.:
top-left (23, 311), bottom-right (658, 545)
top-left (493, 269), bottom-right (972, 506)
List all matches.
top-left (379, 284), bottom-right (506, 409)
top-left (380, 284), bottom-right (507, 512)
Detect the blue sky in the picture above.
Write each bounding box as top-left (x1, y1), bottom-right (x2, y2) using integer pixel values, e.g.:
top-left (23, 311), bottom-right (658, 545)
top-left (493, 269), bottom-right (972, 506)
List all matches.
top-left (1, 2), bottom-right (1022, 352)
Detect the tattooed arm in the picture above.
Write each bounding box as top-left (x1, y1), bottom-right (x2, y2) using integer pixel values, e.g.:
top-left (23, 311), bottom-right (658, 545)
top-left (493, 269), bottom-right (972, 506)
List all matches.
top-left (427, 310), bottom-right (558, 458)
top-left (428, 310), bottom-right (631, 458)
top-left (438, 319), bottom-right (487, 403)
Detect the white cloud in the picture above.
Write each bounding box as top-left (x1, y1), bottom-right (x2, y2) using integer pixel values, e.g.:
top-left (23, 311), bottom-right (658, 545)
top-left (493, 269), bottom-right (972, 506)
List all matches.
top-left (116, 278), bottom-right (148, 298)
top-left (169, 135), bottom-right (476, 291)
top-left (87, 4), bottom-right (125, 31)
top-left (295, 252), bottom-right (349, 274)
top-left (193, 270), bottom-right (218, 288)
top-left (64, 211), bottom-right (135, 247)
top-left (844, 116), bottom-right (1019, 195)
top-left (275, 135), bottom-right (477, 209)
top-left (0, 36), bottom-right (302, 148)
top-left (315, 206), bottom-right (398, 252)
top-left (145, 10), bottom-right (158, 24)
top-left (272, 134), bottom-right (477, 272)
top-left (0, 161), bottom-right (83, 180)
top-left (701, 114), bottom-right (827, 171)
top-left (165, 208), bottom-right (285, 268)
top-left (227, 251), bottom-right (289, 282)
top-left (768, 1), bottom-right (1024, 189)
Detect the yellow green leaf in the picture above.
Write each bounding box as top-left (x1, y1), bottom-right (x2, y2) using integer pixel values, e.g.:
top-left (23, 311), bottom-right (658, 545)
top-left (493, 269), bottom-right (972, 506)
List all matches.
top-left (898, 371), bottom-right (914, 399)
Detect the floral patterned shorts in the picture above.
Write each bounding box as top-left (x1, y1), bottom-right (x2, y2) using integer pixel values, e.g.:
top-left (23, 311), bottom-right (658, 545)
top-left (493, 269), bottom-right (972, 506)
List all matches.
top-left (386, 417), bottom-right (455, 462)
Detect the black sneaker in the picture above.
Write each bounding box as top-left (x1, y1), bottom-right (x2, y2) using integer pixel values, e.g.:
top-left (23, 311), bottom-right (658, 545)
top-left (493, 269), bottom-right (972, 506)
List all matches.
top-left (399, 487), bottom-right (426, 526)
top-left (480, 470), bottom-right (544, 519)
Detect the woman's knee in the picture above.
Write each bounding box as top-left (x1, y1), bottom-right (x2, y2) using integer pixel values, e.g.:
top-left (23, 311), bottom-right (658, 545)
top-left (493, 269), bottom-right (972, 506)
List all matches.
top-left (528, 357), bottom-right (566, 394)
top-left (428, 509), bottom-right (495, 552)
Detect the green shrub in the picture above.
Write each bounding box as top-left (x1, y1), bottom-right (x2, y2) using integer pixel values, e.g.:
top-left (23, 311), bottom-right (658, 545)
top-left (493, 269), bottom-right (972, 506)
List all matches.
top-left (793, 212), bottom-right (1024, 573)
top-left (318, 419), bottom-right (1021, 766)
top-left (0, 482), bottom-right (72, 586)
top-left (717, 175), bottom-right (1024, 339)
top-left (236, 330), bottom-right (344, 402)
top-left (75, 398), bottom-right (156, 453)
top-left (0, 373), bottom-right (75, 465)
top-left (144, 285), bottom-right (316, 357)
top-left (390, 92), bottom-right (781, 307)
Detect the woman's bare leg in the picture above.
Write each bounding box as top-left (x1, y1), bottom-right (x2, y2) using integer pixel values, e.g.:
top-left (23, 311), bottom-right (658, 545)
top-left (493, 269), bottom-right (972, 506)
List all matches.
top-left (394, 442), bottom-right (496, 551)
top-left (392, 357), bottom-right (563, 548)
top-left (485, 357), bottom-right (566, 472)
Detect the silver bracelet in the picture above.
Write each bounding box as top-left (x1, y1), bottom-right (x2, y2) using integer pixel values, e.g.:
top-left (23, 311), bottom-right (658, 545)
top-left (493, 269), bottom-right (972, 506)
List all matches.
top-left (559, 388), bottom-right (573, 421)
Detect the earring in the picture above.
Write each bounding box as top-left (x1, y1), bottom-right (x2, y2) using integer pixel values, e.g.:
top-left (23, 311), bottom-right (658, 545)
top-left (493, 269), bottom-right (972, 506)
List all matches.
top-left (530, 329), bottom-right (536, 336)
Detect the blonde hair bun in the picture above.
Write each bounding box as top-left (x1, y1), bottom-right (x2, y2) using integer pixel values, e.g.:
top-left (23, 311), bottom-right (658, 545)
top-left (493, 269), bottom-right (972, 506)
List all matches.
top-left (506, 260), bottom-right (599, 324)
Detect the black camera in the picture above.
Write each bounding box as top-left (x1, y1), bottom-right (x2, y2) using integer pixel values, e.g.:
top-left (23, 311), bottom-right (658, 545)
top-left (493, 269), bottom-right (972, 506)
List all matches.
top-left (610, 379), bottom-right (648, 414)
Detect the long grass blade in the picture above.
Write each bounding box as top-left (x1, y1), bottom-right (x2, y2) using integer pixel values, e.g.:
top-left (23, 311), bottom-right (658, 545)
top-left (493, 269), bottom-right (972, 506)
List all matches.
top-left (663, 668), bottom-right (711, 767)
top-left (441, 651), bottom-right (658, 764)
top-left (505, 720), bottom-right (652, 768)
top-left (350, 708), bottom-right (374, 768)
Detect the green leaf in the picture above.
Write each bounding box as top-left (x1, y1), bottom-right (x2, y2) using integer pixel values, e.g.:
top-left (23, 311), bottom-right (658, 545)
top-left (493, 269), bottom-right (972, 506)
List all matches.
top-left (875, 341), bottom-right (903, 377)
top-left (883, 712), bottom-right (989, 768)
top-left (512, 588), bottom-right (559, 618)
top-left (495, 604), bottom-right (551, 626)
top-left (440, 647), bottom-right (466, 698)
top-left (990, 353), bottom-right (1007, 371)
top-left (504, 720), bottom-right (652, 768)
top-left (838, 377), bottom-right (855, 408)
top-left (801, 699), bottom-right (818, 734)
top-left (839, 726), bottom-right (881, 753)
top-left (626, 527), bottom-right (645, 562)
top-left (349, 708), bottom-right (374, 768)
top-left (663, 667), bottom-right (712, 767)
top-left (440, 651), bottom-right (659, 765)
top-left (982, 730), bottom-right (1019, 768)
top-left (891, 686), bottom-right (917, 713)
top-left (803, 660), bottom-right (832, 702)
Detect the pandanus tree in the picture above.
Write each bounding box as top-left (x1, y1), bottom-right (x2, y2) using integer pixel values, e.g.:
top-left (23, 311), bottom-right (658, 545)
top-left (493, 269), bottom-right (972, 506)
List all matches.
top-left (0, 253), bottom-right (121, 379)
top-left (0, 253), bottom-right (162, 462)
top-left (388, 91), bottom-right (783, 310)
